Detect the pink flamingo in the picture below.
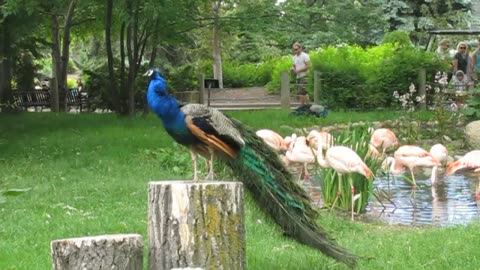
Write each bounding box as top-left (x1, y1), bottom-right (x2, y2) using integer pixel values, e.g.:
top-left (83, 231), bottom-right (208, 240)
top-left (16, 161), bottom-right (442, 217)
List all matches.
top-left (446, 150), bottom-right (480, 175)
top-left (393, 145), bottom-right (441, 187)
top-left (429, 144), bottom-right (449, 166)
top-left (316, 141), bottom-right (374, 221)
top-left (428, 144), bottom-right (449, 185)
top-left (476, 181), bottom-right (480, 201)
top-left (256, 129), bottom-right (288, 152)
top-left (307, 130), bottom-right (334, 152)
top-left (368, 128), bottom-right (399, 158)
top-left (381, 156), bottom-right (405, 175)
top-left (285, 134), bottom-right (315, 180)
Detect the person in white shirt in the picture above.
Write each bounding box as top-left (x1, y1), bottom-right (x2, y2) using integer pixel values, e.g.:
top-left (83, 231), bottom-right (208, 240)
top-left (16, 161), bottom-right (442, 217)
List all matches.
top-left (290, 42), bottom-right (311, 106)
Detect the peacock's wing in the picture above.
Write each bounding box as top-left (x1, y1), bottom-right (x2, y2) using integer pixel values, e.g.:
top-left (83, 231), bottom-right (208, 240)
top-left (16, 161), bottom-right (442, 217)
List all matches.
top-left (181, 104), bottom-right (244, 158)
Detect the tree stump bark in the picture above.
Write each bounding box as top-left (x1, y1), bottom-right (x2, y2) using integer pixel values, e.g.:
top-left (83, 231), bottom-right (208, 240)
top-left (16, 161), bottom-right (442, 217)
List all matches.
top-left (148, 181), bottom-right (245, 270)
top-left (50, 234), bottom-right (143, 270)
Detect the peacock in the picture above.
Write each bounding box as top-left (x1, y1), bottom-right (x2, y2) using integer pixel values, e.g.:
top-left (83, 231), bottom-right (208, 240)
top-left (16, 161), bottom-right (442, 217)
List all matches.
top-left (145, 68), bottom-right (358, 268)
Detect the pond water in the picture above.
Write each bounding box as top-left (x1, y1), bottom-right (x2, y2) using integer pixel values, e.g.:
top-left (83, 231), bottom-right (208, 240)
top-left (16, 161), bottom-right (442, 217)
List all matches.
top-left (302, 172), bottom-right (480, 226)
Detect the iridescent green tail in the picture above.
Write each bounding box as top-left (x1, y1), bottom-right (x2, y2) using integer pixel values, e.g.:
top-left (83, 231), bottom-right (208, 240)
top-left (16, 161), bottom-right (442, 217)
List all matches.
top-left (225, 121), bottom-right (358, 268)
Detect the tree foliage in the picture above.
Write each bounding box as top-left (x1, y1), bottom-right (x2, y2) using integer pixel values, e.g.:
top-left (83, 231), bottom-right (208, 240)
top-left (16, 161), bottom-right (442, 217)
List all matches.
top-left (382, 0), bottom-right (474, 44)
top-left (0, 0), bottom-right (477, 113)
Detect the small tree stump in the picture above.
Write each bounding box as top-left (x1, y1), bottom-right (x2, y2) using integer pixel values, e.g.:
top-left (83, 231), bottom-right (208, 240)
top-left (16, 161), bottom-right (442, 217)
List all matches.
top-left (51, 234), bottom-right (143, 270)
top-left (148, 181), bottom-right (245, 270)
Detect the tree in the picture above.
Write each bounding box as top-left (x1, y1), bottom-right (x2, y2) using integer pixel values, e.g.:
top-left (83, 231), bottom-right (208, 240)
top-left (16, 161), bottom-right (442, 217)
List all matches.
top-left (382, 0), bottom-right (474, 44)
top-left (48, 0), bottom-right (78, 112)
top-left (0, 0), bottom-right (43, 110)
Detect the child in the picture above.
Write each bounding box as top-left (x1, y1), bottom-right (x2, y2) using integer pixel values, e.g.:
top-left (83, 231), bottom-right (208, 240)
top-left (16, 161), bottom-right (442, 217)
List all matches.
top-left (450, 70), bottom-right (468, 91)
top-left (449, 70), bottom-right (470, 108)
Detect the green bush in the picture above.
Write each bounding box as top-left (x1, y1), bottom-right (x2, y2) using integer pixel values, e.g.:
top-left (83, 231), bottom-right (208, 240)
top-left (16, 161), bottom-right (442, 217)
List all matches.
top-left (83, 62), bottom-right (149, 112)
top-left (463, 87), bottom-right (480, 121)
top-left (264, 56), bottom-right (294, 94)
top-left (186, 59), bottom-right (279, 90)
top-left (166, 63), bottom-right (198, 92)
top-left (67, 78), bottom-right (77, 89)
top-left (370, 46), bottom-right (446, 107)
top-left (309, 44), bottom-right (446, 109)
top-left (311, 45), bottom-right (396, 109)
top-left (381, 31), bottom-right (413, 47)
top-left (222, 62), bottom-right (259, 87)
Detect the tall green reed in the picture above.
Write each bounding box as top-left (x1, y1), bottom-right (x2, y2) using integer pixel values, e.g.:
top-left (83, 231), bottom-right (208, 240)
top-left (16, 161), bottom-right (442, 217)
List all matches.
top-left (317, 125), bottom-right (381, 213)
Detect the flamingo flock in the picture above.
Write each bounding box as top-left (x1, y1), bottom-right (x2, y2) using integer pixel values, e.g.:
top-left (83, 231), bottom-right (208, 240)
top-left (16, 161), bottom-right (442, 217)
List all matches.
top-left (255, 126), bottom-right (480, 219)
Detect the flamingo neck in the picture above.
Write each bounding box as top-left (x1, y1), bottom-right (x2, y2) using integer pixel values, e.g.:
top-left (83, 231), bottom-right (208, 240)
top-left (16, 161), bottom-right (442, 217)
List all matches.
top-left (316, 141), bottom-right (330, 168)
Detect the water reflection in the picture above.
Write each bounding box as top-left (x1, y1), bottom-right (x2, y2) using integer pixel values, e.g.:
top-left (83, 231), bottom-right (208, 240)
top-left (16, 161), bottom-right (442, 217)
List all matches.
top-left (303, 173), bottom-right (480, 226)
top-left (369, 173), bottom-right (480, 226)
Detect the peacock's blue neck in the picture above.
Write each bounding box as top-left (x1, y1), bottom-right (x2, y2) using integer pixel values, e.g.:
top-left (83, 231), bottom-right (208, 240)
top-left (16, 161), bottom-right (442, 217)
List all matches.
top-left (147, 76), bottom-right (194, 144)
top-left (147, 90), bottom-right (182, 121)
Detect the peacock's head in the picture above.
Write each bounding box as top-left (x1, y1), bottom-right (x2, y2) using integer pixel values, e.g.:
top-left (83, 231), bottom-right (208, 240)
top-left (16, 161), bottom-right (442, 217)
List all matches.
top-left (144, 67), bottom-right (161, 78)
top-left (145, 68), bottom-right (167, 95)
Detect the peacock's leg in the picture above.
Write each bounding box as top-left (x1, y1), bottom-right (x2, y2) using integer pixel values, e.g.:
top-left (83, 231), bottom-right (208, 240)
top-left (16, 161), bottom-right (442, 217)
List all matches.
top-left (205, 149), bottom-right (215, 180)
top-left (190, 150), bottom-right (199, 181)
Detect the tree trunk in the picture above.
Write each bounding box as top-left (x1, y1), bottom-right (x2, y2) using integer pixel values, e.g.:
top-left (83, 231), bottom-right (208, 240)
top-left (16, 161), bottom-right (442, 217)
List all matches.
top-left (59, 0), bottom-right (77, 95)
top-left (0, 24), bottom-right (13, 109)
top-left (212, 1), bottom-right (223, 89)
top-left (51, 15), bottom-right (61, 112)
top-left (49, 1), bottom-right (76, 113)
top-left (142, 45), bottom-right (158, 116)
top-left (50, 234), bottom-right (143, 270)
top-left (105, 0), bottom-right (119, 112)
top-left (126, 0), bottom-right (136, 116)
top-left (119, 22), bottom-right (127, 114)
top-left (0, 16), bottom-right (15, 109)
top-left (148, 181), bottom-right (246, 270)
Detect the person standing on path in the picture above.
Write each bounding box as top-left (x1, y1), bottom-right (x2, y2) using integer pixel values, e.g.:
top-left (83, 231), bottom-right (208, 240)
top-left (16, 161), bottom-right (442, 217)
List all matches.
top-left (291, 42), bottom-right (311, 106)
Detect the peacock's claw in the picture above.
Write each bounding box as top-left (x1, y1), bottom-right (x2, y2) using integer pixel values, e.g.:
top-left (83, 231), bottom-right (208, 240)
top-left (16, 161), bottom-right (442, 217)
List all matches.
top-left (204, 171), bottom-right (214, 181)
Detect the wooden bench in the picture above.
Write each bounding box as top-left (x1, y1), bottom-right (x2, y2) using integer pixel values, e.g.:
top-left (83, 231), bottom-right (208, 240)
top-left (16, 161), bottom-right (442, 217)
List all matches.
top-left (66, 88), bottom-right (89, 112)
top-left (12, 89), bottom-right (89, 112)
top-left (12, 90), bottom-right (51, 110)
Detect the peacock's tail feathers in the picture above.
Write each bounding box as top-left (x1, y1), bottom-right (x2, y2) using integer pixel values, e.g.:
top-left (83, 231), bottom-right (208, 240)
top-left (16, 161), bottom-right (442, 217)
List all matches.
top-left (225, 119), bottom-right (358, 268)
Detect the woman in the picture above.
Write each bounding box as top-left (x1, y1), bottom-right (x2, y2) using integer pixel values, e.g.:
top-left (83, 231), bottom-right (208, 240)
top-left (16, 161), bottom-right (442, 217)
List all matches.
top-left (453, 42), bottom-right (469, 78)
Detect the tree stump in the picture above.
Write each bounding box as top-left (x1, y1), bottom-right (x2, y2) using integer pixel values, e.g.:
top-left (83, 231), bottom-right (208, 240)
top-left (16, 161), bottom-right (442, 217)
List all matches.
top-left (148, 181), bottom-right (245, 270)
top-left (50, 234), bottom-right (143, 270)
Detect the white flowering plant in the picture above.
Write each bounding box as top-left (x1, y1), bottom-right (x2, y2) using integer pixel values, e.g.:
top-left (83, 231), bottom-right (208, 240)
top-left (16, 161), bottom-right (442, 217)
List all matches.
top-left (392, 73), bottom-right (464, 142)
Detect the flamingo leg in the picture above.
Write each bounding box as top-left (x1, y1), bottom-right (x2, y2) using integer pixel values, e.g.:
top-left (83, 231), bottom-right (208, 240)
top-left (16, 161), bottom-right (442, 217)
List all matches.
top-left (410, 168), bottom-right (417, 188)
top-left (331, 173), bottom-right (342, 210)
top-left (296, 166), bottom-right (303, 181)
top-left (303, 163), bottom-right (310, 179)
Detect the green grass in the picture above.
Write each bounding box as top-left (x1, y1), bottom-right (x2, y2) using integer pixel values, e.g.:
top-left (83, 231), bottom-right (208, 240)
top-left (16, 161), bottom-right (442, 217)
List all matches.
top-left (0, 110), bottom-right (478, 270)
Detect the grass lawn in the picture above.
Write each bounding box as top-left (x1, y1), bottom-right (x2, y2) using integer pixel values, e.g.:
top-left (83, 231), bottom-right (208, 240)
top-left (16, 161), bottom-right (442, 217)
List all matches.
top-left (0, 110), bottom-right (478, 270)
